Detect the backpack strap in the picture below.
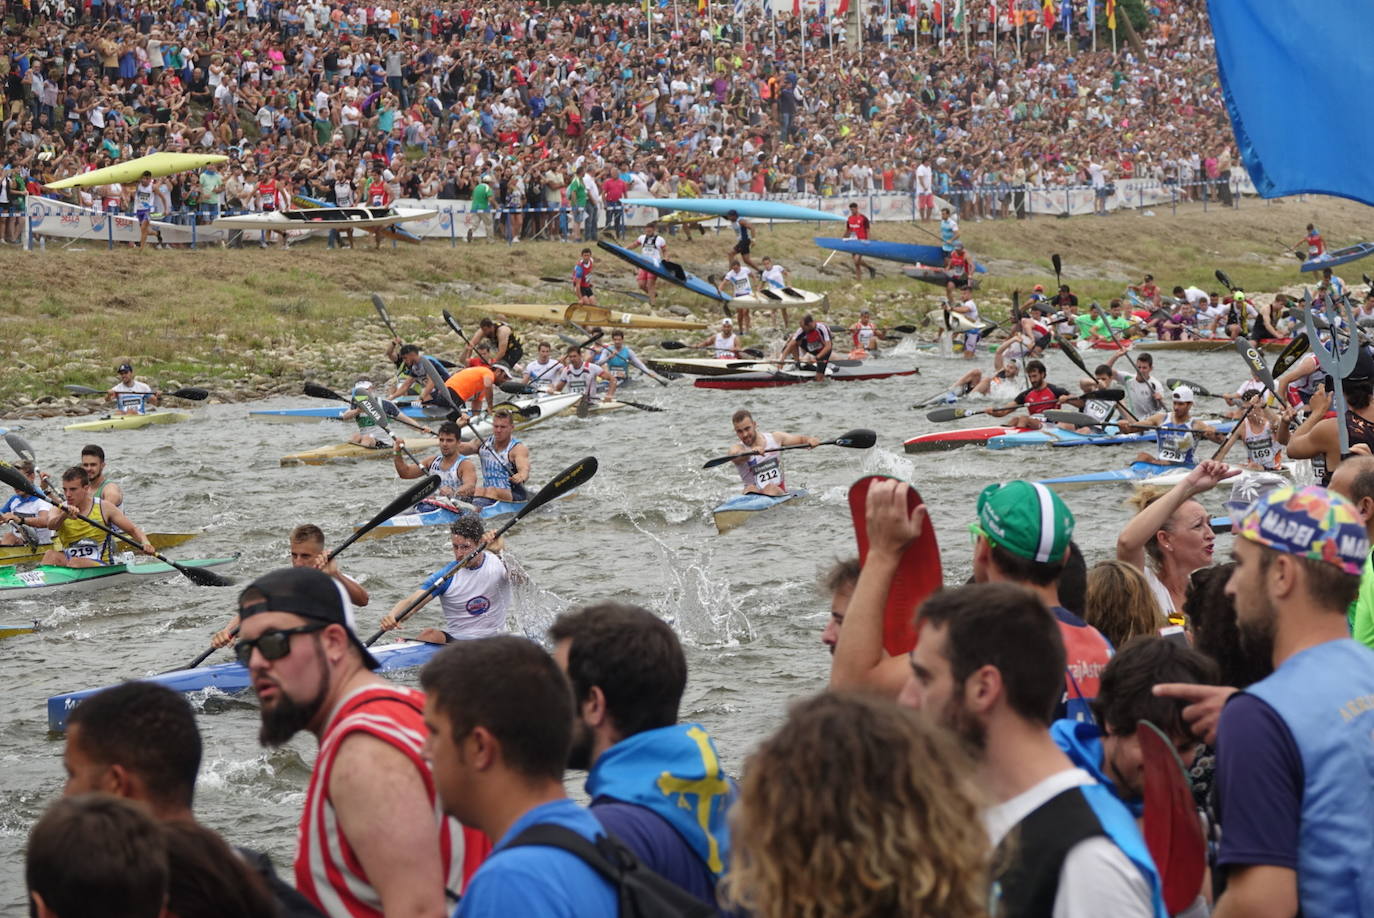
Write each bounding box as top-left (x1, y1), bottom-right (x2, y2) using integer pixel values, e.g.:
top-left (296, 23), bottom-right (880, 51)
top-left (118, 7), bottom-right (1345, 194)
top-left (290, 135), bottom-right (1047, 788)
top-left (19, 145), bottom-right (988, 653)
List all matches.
top-left (503, 823), bottom-right (715, 918)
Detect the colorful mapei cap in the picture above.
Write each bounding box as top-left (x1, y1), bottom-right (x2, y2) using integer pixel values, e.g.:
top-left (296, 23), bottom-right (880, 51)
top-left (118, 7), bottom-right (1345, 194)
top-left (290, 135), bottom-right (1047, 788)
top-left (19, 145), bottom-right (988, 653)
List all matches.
top-left (975, 481), bottom-right (1074, 563)
top-left (1236, 485), bottom-right (1369, 576)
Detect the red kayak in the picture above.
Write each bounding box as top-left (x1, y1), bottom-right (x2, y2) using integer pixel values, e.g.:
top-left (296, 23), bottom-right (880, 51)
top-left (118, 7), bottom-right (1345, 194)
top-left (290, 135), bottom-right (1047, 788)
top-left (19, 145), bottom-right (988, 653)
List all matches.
top-left (694, 367), bottom-right (918, 390)
top-left (904, 426), bottom-right (1025, 453)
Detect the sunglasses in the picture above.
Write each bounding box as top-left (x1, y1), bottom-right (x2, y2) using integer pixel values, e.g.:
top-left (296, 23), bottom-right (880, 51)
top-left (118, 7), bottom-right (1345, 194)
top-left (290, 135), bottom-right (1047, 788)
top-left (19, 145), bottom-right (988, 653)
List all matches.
top-left (234, 623), bottom-right (327, 665)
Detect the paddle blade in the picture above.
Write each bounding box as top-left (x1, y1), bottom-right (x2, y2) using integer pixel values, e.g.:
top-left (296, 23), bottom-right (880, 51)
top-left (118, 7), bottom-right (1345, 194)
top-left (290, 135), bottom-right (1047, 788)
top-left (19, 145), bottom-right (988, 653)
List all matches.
top-left (926, 407), bottom-right (961, 422)
top-left (847, 476), bottom-right (942, 657)
top-left (1215, 269), bottom-right (1234, 291)
top-left (167, 387), bottom-right (210, 401)
top-left (0, 465), bottom-right (41, 498)
top-left (329, 475), bottom-right (442, 561)
top-left (660, 340), bottom-right (688, 350)
top-left (835, 429), bottom-right (877, 449)
top-left (304, 382), bottom-right (347, 402)
top-left (742, 348), bottom-right (765, 358)
top-left (1095, 388), bottom-right (1126, 401)
top-left (513, 456), bottom-right (597, 522)
top-left (1139, 720), bottom-right (1206, 914)
top-left (64, 384), bottom-right (102, 395)
top-left (499, 380), bottom-right (532, 394)
top-left (1052, 253), bottom-right (1063, 277)
top-left (1165, 378), bottom-right (1213, 398)
top-left (6, 432), bottom-right (36, 463)
top-left (1235, 338), bottom-right (1278, 392)
top-left (442, 309), bottom-right (464, 338)
top-left (421, 358), bottom-right (459, 412)
top-left (371, 293), bottom-right (396, 333)
top-left (1057, 335), bottom-right (1091, 376)
top-left (891, 324), bottom-right (917, 334)
top-left (1273, 333), bottom-right (1310, 376)
top-left (1043, 410), bottom-right (1099, 427)
top-left (175, 562), bottom-right (235, 587)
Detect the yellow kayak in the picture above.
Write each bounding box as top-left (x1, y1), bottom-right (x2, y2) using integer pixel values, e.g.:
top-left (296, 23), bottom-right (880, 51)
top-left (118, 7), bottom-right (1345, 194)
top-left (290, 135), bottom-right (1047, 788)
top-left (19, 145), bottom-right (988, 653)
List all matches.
top-left (0, 532), bottom-right (196, 567)
top-left (0, 624), bottom-right (35, 641)
top-left (64, 411), bottom-right (190, 432)
top-left (46, 152), bottom-right (228, 189)
top-left (282, 438), bottom-right (440, 467)
top-left (456, 303), bottom-right (707, 331)
top-left (659, 210), bottom-right (713, 226)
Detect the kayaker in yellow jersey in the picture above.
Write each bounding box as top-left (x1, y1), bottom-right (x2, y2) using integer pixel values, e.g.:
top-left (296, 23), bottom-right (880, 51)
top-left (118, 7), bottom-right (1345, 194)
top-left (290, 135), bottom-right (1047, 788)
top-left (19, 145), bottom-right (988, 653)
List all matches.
top-left (16, 466), bottom-right (153, 567)
top-left (209, 523), bottom-right (371, 648)
top-left (727, 408), bottom-right (818, 496)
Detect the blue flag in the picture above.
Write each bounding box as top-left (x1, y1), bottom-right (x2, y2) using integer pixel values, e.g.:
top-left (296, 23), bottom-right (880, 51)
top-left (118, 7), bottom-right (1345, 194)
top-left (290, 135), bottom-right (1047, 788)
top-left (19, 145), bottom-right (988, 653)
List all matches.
top-left (1060, 0), bottom-right (1070, 33)
top-left (1209, 0), bottom-right (1374, 205)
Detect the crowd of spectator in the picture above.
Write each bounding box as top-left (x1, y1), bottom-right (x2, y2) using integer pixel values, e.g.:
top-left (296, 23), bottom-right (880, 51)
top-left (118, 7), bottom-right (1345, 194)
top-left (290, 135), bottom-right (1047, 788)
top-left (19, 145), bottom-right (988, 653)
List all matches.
top-left (0, 0), bottom-right (1235, 244)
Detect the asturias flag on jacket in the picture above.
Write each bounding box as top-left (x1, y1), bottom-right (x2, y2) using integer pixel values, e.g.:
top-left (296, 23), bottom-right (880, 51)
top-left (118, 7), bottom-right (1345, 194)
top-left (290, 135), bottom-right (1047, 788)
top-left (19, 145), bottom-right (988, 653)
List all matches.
top-left (1209, 0), bottom-right (1374, 206)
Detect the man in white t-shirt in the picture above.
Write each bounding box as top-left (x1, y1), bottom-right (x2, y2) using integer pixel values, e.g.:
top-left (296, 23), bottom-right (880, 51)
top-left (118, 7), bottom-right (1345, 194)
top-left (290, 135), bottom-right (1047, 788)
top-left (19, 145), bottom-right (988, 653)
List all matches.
top-left (378, 516), bottom-right (510, 643)
top-left (633, 220), bottom-right (667, 304)
top-left (522, 341), bottom-right (561, 389)
top-left (716, 258), bottom-right (756, 333)
top-left (107, 362), bottom-right (158, 415)
top-left (915, 158), bottom-right (934, 221)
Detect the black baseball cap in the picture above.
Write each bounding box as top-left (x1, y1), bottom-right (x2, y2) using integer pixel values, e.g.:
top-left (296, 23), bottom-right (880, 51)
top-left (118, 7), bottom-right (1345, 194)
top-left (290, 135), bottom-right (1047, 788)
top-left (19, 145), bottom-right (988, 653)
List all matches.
top-left (116, 363), bottom-right (133, 372)
top-left (238, 567), bottom-right (379, 669)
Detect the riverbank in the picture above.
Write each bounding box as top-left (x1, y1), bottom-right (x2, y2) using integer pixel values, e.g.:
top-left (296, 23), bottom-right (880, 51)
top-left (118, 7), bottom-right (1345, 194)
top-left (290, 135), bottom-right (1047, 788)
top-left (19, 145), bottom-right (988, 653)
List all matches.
top-left (4, 194), bottom-right (1370, 418)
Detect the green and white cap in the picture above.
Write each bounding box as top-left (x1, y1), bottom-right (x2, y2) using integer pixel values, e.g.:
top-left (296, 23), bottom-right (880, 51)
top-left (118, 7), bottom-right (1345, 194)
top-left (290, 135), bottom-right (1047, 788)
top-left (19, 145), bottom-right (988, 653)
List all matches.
top-left (974, 481), bottom-right (1075, 563)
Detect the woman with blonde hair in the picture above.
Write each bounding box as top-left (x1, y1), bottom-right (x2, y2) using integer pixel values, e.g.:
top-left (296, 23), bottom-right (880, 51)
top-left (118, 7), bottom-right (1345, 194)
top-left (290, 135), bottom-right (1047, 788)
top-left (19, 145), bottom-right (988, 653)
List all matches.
top-left (1084, 559), bottom-right (1169, 645)
top-left (1117, 459), bottom-right (1238, 619)
top-left (724, 692), bottom-right (990, 918)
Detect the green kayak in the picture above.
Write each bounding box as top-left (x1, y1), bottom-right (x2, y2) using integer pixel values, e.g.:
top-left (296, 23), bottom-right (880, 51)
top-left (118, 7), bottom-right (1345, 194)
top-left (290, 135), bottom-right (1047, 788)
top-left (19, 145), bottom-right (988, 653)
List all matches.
top-left (0, 556), bottom-right (238, 598)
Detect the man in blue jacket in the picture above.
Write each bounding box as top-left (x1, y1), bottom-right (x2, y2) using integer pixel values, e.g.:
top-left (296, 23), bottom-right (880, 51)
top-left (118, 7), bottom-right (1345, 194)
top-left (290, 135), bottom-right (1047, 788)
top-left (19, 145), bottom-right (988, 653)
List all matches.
top-left (551, 602), bottom-right (734, 911)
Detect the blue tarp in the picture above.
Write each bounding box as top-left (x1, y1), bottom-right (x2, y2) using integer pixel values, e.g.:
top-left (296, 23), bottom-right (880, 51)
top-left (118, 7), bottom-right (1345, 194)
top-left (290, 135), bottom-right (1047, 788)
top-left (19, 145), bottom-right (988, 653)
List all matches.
top-left (1209, 1), bottom-right (1374, 205)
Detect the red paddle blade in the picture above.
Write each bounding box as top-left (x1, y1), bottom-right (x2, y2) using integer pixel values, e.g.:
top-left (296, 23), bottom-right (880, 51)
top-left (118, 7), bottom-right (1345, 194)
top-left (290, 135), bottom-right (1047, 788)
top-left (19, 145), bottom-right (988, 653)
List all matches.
top-left (1138, 720), bottom-right (1206, 914)
top-left (848, 476), bottom-right (943, 656)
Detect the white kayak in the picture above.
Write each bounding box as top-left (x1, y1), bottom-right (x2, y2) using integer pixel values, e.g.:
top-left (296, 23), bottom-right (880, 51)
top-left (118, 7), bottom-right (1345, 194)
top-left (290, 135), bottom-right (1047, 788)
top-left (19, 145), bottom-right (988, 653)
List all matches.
top-left (925, 308), bottom-right (994, 332)
top-left (211, 206), bottom-right (436, 231)
top-left (728, 286), bottom-right (826, 310)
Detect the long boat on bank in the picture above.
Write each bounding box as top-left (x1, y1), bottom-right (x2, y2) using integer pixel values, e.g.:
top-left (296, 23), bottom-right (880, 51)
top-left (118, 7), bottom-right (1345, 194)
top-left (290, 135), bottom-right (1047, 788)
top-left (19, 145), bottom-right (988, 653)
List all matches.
top-left (46, 639), bottom-right (443, 732)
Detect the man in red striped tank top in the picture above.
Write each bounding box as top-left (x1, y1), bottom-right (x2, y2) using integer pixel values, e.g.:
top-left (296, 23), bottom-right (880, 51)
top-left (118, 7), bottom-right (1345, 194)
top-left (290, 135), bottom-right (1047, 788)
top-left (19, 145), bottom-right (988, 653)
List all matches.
top-left (237, 567), bottom-right (491, 918)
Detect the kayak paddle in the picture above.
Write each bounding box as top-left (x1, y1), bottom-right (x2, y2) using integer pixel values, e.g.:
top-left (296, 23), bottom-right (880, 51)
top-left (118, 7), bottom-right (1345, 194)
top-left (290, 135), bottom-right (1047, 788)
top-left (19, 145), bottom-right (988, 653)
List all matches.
top-left (1234, 337), bottom-right (1283, 402)
top-left (1042, 410), bottom-right (1207, 432)
top-left (365, 455), bottom-right (598, 645)
top-left (5, 432), bottom-right (35, 464)
top-left (1272, 333), bottom-right (1310, 376)
top-left (1214, 269), bottom-right (1237, 293)
top-left (660, 340), bottom-right (766, 359)
top-left (442, 309), bottom-right (495, 369)
top-left (1139, 720), bottom-right (1207, 914)
top-left (701, 429), bottom-right (876, 469)
top-left (1051, 253), bottom-right (1063, 289)
top-left (847, 476), bottom-right (941, 658)
top-left (928, 390), bottom-right (1121, 422)
top-left (1056, 333), bottom-right (1093, 377)
top-left (371, 292), bottom-right (400, 339)
top-left (0, 465), bottom-right (232, 588)
top-left (180, 473), bottom-right (444, 671)
top-left (64, 385), bottom-right (209, 400)
top-left (1163, 378), bottom-right (1225, 399)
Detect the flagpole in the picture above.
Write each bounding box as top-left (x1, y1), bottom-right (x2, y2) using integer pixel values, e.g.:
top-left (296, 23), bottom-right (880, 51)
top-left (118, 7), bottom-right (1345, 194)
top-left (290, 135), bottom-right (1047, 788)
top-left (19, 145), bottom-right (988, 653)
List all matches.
top-left (991, 1), bottom-right (996, 57)
top-left (1013, 1), bottom-right (1020, 59)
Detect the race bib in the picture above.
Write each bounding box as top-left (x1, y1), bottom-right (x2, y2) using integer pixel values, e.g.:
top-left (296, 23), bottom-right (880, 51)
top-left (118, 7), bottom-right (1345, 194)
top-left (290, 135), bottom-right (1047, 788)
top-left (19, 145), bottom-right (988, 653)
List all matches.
top-left (858, 327), bottom-right (875, 346)
top-left (751, 457), bottom-right (782, 487)
top-left (1085, 399), bottom-right (1114, 422)
top-left (1158, 433), bottom-right (1194, 464)
top-left (1246, 436), bottom-right (1274, 464)
top-left (64, 540), bottom-right (100, 560)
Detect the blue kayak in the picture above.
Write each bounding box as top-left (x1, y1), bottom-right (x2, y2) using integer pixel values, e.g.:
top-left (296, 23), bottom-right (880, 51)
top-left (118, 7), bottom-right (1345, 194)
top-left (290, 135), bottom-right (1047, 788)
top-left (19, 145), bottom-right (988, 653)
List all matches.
top-left (1039, 461), bottom-right (1192, 490)
top-left (596, 241), bottom-right (729, 302)
top-left (47, 640), bottom-right (442, 732)
top-left (815, 237), bottom-right (988, 273)
top-left (356, 498), bottom-right (528, 540)
top-left (625, 197), bottom-right (844, 222)
top-left (1301, 242), bottom-right (1374, 272)
top-left (249, 403), bottom-right (433, 422)
top-left (712, 490), bottom-right (808, 534)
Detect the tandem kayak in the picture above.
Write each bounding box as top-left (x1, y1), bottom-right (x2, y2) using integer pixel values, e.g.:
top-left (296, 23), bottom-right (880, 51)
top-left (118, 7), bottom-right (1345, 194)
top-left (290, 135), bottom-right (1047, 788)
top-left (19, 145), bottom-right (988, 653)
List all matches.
top-left (712, 490), bottom-right (808, 534)
top-left (46, 638), bottom-right (443, 732)
top-left (63, 411), bottom-right (190, 432)
top-left (0, 555), bottom-right (238, 598)
top-left (694, 366), bottom-right (918, 390)
top-left (1038, 461), bottom-right (1191, 491)
top-left (597, 241), bottom-right (730, 302)
top-left (1137, 337), bottom-right (1293, 353)
top-left (353, 497), bottom-right (530, 541)
top-left (0, 532), bottom-right (197, 567)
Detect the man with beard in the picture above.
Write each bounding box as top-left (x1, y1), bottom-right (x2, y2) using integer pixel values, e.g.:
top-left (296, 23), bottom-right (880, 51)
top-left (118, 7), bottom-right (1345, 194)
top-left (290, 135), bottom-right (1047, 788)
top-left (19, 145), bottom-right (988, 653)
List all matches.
top-left (235, 567), bottom-right (489, 918)
top-left (898, 582), bottom-right (1166, 918)
top-left (549, 602), bottom-right (734, 909)
top-left (1208, 486), bottom-right (1374, 918)
top-left (1330, 455), bottom-right (1374, 647)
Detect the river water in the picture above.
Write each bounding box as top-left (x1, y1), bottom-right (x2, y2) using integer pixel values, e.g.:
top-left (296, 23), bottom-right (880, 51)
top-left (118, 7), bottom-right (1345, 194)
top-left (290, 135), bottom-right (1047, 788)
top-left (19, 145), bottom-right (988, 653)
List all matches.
top-left (0, 339), bottom-right (1249, 910)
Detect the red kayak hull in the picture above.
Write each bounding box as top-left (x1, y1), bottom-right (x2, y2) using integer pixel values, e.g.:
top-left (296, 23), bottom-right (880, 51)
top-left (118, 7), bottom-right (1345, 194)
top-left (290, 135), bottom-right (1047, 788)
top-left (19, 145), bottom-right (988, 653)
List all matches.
top-left (904, 425), bottom-right (1021, 453)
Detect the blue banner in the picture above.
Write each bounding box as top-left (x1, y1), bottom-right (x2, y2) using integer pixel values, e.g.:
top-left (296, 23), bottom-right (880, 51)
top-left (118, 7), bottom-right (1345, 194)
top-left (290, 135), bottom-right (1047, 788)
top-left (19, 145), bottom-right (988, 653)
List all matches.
top-left (1209, 0), bottom-right (1374, 205)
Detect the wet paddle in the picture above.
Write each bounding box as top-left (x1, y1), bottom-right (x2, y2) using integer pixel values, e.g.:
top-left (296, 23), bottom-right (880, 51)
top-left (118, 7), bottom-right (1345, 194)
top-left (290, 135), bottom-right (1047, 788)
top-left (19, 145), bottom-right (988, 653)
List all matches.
top-left (365, 456), bottom-right (598, 645)
top-left (442, 310), bottom-right (496, 370)
top-left (180, 473), bottom-right (443, 670)
top-left (371, 292), bottom-right (400, 339)
top-left (1056, 333), bottom-right (1093, 377)
top-left (1138, 720), bottom-right (1207, 914)
top-left (927, 390), bottom-right (1122, 423)
top-left (661, 340), bottom-right (766, 359)
top-left (0, 465), bottom-right (232, 588)
top-left (1051, 253), bottom-right (1063, 289)
top-left (64, 385), bottom-right (210, 400)
top-left (5, 432), bottom-right (35, 464)
top-left (701, 429), bottom-right (875, 469)
top-left (1234, 338), bottom-right (1283, 402)
top-left (848, 476), bottom-right (942, 656)
top-left (1163, 379), bottom-right (1226, 400)
top-left (1272, 333), bottom-right (1310, 377)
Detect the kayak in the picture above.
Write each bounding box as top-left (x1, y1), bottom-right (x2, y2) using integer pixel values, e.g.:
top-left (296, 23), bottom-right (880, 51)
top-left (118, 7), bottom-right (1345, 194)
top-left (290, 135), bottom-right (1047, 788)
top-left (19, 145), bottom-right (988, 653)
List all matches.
top-left (904, 264), bottom-right (982, 289)
top-left (1078, 339), bottom-right (1132, 351)
top-left (658, 210), bottom-right (713, 226)
top-left (355, 497), bottom-right (530, 541)
top-left (64, 411), bottom-right (190, 432)
top-left (1044, 419), bottom-right (1237, 450)
top-left (1137, 337), bottom-right (1292, 352)
top-left (597, 241), bottom-right (730, 302)
top-left (625, 197), bottom-right (844, 222)
top-left (712, 490), bottom-right (808, 534)
top-left (47, 638), bottom-right (443, 732)
top-left (925, 308), bottom-right (995, 332)
top-left (1038, 461), bottom-right (1191, 491)
top-left (45, 152), bottom-right (227, 189)
top-left (1301, 242), bottom-right (1374, 272)
top-left (252, 392), bottom-right (580, 426)
top-left (293, 193), bottom-right (421, 243)
top-left (694, 367), bottom-right (919, 390)
top-left (0, 555), bottom-right (238, 598)
top-left (453, 301), bottom-right (708, 330)
top-left (282, 438), bottom-right (439, 466)
top-left (0, 623), bottom-right (36, 640)
top-left (0, 532), bottom-right (196, 567)
top-left (728, 286), bottom-right (826, 310)
top-left (210, 206), bottom-right (436, 232)
top-left (815, 237), bottom-right (988, 273)
top-left (647, 357), bottom-right (779, 376)
top-left (1135, 462), bottom-right (1293, 489)
top-left (906, 425), bottom-right (1048, 453)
